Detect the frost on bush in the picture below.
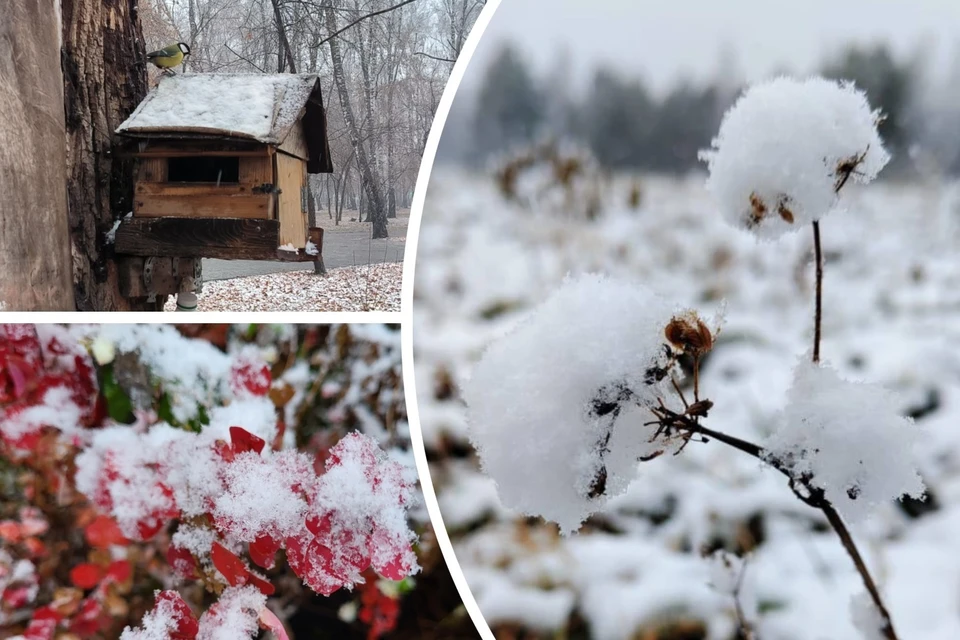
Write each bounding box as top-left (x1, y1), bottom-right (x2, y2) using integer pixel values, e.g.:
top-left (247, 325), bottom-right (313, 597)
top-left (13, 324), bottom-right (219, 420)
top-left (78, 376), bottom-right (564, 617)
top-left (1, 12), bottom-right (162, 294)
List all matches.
top-left (700, 76), bottom-right (890, 239)
top-left (0, 324), bottom-right (419, 639)
top-left (463, 274), bottom-right (690, 533)
top-left (763, 361), bottom-right (924, 523)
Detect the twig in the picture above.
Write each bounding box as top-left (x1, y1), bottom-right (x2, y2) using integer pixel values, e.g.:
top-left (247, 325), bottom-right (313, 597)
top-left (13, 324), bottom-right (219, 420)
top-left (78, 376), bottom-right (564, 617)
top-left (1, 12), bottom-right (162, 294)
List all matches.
top-left (651, 406), bottom-right (899, 640)
top-left (316, 0), bottom-right (419, 48)
top-left (224, 44), bottom-right (266, 72)
top-left (812, 220), bottom-right (823, 363)
top-left (732, 560), bottom-right (755, 640)
top-left (413, 51), bottom-right (457, 63)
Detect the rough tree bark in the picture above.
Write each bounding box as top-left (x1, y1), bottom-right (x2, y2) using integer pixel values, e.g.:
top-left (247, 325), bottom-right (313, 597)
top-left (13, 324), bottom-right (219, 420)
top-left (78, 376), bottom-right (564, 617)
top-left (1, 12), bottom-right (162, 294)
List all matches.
top-left (0, 0), bottom-right (75, 310)
top-left (62, 0), bottom-right (154, 310)
top-left (323, 0), bottom-right (388, 239)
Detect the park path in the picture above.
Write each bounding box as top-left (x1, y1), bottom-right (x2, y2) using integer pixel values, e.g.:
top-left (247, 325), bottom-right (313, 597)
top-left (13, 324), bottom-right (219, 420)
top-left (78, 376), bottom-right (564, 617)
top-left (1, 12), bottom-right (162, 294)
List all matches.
top-left (202, 213), bottom-right (408, 281)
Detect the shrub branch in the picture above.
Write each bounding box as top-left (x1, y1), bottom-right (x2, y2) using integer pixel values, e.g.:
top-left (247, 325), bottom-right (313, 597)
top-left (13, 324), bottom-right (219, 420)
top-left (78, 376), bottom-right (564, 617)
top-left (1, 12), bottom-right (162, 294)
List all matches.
top-left (648, 404), bottom-right (898, 640)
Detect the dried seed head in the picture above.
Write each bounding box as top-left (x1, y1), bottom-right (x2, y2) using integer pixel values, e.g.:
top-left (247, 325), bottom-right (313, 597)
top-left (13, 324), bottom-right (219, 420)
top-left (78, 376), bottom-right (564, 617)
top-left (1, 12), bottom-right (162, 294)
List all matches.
top-left (747, 192), bottom-right (767, 228)
top-left (664, 313), bottom-right (714, 357)
top-left (776, 195), bottom-right (795, 224)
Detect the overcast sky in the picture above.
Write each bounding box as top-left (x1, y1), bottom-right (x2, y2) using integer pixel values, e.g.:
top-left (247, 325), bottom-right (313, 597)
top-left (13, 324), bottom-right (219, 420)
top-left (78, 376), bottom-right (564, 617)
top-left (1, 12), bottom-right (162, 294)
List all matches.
top-left (462, 0), bottom-right (960, 94)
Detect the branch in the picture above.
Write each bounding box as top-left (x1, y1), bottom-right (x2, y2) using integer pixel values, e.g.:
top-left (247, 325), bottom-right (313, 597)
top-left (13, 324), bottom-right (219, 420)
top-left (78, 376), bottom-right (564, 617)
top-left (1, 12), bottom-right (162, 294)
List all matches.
top-left (316, 0), bottom-right (419, 49)
top-left (413, 51), bottom-right (457, 64)
top-left (224, 44), bottom-right (266, 73)
top-left (654, 406), bottom-right (899, 640)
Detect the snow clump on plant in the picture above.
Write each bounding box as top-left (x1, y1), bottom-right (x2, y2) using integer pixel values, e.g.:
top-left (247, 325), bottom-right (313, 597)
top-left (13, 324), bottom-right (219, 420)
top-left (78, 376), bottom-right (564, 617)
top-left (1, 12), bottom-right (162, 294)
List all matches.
top-left (700, 76), bottom-right (889, 239)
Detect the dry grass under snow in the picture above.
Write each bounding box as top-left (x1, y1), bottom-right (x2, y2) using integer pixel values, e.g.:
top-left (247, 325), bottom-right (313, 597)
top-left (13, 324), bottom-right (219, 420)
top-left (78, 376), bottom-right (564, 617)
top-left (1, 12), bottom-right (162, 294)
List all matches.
top-left (163, 263), bottom-right (401, 312)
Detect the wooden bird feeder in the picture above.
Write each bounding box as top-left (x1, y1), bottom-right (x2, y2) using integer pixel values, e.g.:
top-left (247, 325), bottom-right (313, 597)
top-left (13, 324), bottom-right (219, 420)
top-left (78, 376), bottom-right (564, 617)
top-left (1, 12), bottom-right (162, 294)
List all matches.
top-left (112, 73), bottom-right (333, 296)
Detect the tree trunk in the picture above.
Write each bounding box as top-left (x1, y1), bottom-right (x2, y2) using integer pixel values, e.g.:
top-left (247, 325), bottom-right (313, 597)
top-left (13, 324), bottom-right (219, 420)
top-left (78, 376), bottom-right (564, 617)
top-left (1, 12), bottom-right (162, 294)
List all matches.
top-left (62, 0), bottom-right (153, 310)
top-left (0, 0), bottom-right (75, 310)
top-left (323, 0), bottom-right (388, 239)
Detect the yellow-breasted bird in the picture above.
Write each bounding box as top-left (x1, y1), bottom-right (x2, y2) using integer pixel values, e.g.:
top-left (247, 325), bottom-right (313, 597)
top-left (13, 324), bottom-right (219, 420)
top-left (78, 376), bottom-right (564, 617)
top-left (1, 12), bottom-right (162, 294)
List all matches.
top-left (146, 42), bottom-right (191, 71)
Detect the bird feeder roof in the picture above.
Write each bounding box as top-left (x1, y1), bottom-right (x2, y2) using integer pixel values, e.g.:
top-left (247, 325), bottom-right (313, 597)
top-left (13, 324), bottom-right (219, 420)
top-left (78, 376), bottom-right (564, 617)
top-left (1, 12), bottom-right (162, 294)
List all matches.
top-left (117, 73), bottom-right (333, 172)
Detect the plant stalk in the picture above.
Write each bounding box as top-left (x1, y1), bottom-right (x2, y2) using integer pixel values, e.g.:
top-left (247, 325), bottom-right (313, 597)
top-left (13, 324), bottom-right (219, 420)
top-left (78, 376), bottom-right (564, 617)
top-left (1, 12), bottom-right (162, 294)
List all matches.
top-left (659, 409), bottom-right (899, 640)
top-left (812, 220), bottom-right (823, 363)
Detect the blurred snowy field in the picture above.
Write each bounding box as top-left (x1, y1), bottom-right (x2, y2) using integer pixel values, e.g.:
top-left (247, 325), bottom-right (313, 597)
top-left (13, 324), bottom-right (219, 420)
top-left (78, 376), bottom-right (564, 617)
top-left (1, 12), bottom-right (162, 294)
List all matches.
top-left (413, 167), bottom-right (960, 639)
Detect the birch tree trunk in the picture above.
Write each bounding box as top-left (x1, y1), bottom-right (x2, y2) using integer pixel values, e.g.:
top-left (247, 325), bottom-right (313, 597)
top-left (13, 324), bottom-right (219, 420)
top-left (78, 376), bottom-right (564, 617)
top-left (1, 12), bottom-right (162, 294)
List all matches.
top-left (323, 0), bottom-right (388, 239)
top-left (0, 0), bottom-right (75, 310)
top-left (62, 0), bottom-right (153, 310)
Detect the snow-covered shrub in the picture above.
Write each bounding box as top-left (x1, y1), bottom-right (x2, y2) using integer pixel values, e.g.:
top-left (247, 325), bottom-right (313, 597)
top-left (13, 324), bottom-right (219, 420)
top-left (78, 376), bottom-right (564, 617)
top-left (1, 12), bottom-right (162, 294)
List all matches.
top-left (0, 324), bottom-right (418, 640)
top-left (700, 77), bottom-right (889, 239)
top-left (466, 75), bottom-right (915, 639)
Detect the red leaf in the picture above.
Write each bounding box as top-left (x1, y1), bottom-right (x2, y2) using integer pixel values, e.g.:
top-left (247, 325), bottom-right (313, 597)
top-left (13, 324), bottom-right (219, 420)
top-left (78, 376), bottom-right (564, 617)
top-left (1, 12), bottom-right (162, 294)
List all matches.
top-left (105, 559), bottom-right (132, 584)
top-left (167, 544), bottom-right (198, 579)
top-left (0, 521), bottom-right (21, 542)
top-left (155, 591), bottom-right (199, 640)
top-left (211, 542), bottom-right (247, 586)
top-left (229, 426), bottom-right (266, 455)
top-left (85, 515), bottom-right (128, 548)
top-left (69, 563), bottom-right (104, 590)
top-left (20, 616), bottom-right (58, 640)
top-left (68, 598), bottom-right (103, 635)
top-left (210, 541), bottom-right (275, 596)
top-left (258, 606), bottom-right (290, 640)
top-left (285, 534), bottom-right (341, 596)
top-left (249, 534), bottom-right (281, 570)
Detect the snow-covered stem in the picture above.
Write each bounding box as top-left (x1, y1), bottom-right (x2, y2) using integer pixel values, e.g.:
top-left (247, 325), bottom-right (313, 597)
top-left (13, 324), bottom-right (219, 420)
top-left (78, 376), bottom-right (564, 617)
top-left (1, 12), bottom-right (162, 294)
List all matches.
top-left (655, 406), bottom-right (898, 640)
top-left (812, 220), bottom-right (824, 364)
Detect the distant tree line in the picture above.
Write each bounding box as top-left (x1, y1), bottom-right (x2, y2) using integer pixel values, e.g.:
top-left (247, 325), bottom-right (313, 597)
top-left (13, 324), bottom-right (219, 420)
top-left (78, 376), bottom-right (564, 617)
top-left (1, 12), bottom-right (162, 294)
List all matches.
top-left (454, 41), bottom-right (960, 177)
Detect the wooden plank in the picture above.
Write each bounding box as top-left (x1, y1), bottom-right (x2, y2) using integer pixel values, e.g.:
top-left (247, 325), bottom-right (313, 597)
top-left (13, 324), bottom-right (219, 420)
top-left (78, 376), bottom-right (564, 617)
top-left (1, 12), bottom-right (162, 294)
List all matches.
top-left (125, 142), bottom-right (274, 158)
top-left (278, 121), bottom-right (309, 161)
top-left (136, 183), bottom-right (253, 197)
top-left (115, 218), bottom-right (280, 260)
top-left (239, 156), bottom-right (273, 186)
top-left (139, 158), bottom-right (167, 182)
top-left (276, 153), bottom-right (307, 248)
top-left (134, 192), bottom-right (271, 218)
top-left (117, 256), bottom-right (200, 297)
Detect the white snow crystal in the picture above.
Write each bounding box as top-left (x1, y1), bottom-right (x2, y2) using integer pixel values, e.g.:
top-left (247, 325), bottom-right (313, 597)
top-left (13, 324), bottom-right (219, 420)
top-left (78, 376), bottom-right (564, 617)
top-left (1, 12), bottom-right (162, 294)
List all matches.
top-left (700, 76), bottom-right (890, 239)
top-left (463, 273), bottom-right (685, 533)
top-left (763, 360), bottom-right (925, 523)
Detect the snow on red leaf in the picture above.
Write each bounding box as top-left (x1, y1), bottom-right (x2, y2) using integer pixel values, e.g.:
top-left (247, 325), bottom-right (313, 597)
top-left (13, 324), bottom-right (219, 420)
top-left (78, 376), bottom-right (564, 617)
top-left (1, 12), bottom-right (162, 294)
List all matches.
top-left (19, 616), bottom-right (58, 640)
top-left (85, 515), bottom-right (128, 548)
top-left (68, 597), bottom-right (104, 635)
top-left (167, 544), bottom-right (198, 579)
top-left (230, 358), bottom-right (272, 397)
top-left (285, 534), bottom-right (341, 596)
top-left (155, 591), bottom-right (200, 640)
top-left (230, 426), bottom-right (266, 455)
top-left (69, 563), bottom-right (104, 590)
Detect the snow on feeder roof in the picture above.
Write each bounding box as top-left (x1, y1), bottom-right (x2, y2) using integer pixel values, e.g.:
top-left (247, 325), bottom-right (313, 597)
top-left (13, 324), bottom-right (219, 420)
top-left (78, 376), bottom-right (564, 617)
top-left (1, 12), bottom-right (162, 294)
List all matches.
top-left (116, 73), bottom-right (333, 173)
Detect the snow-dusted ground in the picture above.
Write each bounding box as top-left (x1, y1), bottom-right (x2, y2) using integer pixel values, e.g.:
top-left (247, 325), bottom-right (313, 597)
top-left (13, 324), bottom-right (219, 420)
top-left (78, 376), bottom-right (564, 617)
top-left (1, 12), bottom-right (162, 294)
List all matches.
top-left (413, 167), bottom-right (960, 639)
top-left (162, 263), bottom-right (401, 312)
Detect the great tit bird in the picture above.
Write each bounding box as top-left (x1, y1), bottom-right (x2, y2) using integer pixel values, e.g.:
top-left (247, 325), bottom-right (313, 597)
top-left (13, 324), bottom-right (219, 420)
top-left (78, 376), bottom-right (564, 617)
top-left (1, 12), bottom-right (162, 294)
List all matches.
top-left (146, 42), bottom-right (191, 71)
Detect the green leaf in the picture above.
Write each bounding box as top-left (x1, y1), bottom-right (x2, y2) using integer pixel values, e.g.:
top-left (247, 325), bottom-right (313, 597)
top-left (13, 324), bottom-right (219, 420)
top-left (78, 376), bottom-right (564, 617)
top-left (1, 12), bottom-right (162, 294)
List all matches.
top-left (99, 364), bottom-right (133, 423)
